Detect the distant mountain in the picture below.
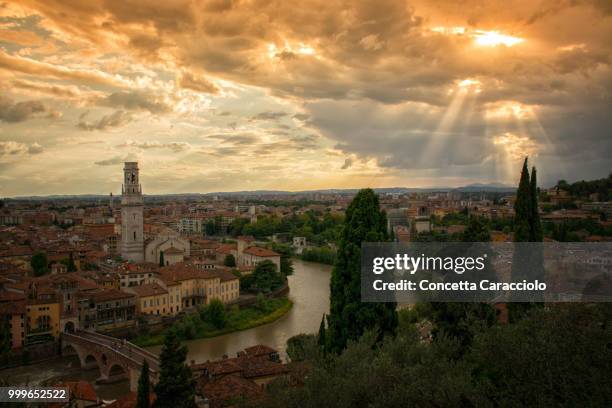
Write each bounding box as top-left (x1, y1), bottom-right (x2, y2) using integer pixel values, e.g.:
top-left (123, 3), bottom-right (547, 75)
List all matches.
top-left (4, 183), bottom-right (516, 201)
top-left (455, 183), bottom-right (515, 192)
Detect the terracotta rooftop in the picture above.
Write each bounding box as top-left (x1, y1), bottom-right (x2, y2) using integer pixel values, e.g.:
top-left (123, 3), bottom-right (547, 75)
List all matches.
top-left (0, 299), bottom-right (25, 315)
top-left (129, 283), bottom-right (168, 298)
top-left (244, 344), bottom-right (278, 357)
top-left (200, 374), bottom-right (264, 408)
top-left (92, 288), bottom-right (135, 302)
top-left (242, 246), bottom-right (280, 257)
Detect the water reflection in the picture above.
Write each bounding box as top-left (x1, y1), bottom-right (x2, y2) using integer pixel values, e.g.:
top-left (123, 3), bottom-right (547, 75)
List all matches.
top-left (147, 259), bottom-right (331, 362)
top-left (0, 259), bottom-right (330, 399)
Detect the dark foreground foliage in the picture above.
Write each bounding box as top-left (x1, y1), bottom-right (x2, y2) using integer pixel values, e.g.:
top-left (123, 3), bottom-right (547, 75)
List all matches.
top-left (259, 304), bottom-right (612, 408)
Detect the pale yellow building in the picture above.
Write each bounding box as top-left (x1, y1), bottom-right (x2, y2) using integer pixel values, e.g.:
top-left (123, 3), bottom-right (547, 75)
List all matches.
top-left (128, 283), bottom-right (171, 316)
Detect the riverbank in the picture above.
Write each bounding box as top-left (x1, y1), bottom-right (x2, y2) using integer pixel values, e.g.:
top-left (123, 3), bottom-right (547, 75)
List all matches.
top-left (133, 297), bottom-right (293, 347)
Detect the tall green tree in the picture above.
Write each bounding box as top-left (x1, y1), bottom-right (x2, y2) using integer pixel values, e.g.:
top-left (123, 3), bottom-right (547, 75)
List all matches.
top-left (31, 252), bottom-right (48, 276)
top-left (136, 360), bottom-right (150, 408)
top-left (159, 250), bottom-right (165, 267)
top-left (529, 167), bottom-right (543, 241)
top-left (153, 330), bottom-right (196, 408)
top-left (513, 158), bottom-right (532, 242)
top-left (66, 252), bottom-right (77, 272)
top-left (510, 158), bottom-right (544, 318)
top-left (317, 314), bottom-right (326, 348)
top-left (326, 188), bottom-right (397, 353)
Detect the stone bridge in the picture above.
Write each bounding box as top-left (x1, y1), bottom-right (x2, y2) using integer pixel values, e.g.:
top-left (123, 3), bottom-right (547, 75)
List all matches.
top-left (62, 331), bottom-right (159, 391)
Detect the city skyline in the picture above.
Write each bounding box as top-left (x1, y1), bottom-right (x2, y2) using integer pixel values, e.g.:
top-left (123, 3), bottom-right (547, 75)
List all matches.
top-left (1, 0), bottom-right (611, 197)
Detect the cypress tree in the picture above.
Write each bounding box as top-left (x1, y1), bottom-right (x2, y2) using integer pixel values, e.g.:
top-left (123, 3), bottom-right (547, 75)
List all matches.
top-left (317, 314), bottom-right (326, 348)
top-left (529, 167), bottom-right (543, 242)
top-left (326, 188), bottom-right (397, 353)
top-left (67, 252), bottom-right (77, 272)
top-left (159, 251), bottom-right (165, 267)
top-left (153, 330), bottom-right (196, 408)
top-left (513, 158), bottom-right (531, 242)
top-left (136, 360), bottom-right (150, 408)
top-left (510, 158), bottom-right (544, 318)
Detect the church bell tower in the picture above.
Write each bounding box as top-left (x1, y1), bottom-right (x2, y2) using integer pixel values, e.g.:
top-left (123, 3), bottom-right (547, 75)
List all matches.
top-left (121, 162), bottom-right (144, 262)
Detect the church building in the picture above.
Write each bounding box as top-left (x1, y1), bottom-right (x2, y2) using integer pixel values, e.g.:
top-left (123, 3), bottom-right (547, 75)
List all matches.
top-left (120, 162), bottom-right (189, 264)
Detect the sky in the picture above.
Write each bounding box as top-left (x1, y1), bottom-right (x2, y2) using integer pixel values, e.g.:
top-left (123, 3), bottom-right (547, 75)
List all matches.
top-left (0, 0), bottom-right (611, 197)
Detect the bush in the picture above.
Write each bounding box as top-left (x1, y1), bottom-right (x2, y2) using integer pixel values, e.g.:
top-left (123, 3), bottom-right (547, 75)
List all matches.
top-left (202, 299), bottom-right (227, 329)
top-left (300, 247), bottom-right (336, 265)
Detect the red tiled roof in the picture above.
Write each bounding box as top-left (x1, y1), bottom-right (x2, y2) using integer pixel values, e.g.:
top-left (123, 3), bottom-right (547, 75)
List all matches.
top-left (129, 283), bottom-right (168, 298)
top-left (0, 299), bottom-right (25, 315)
top-left (242, 247), bottom-right (279, 258)
top-left (63, 380), bottom-right (98, 402)
top-left (244, 344), bottom-right (277, 357)
top-left (201, 374), bottom-right (264, 408)
top-left (92, 289), bottom-right (134, 302)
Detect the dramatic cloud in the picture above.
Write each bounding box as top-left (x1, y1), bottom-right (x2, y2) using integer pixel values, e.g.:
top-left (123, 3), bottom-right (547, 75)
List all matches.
top-left (77, 110), bottom-right (132, 131)
top-left (0, 0), bottom-right (610, 195)
top-left (0, 141), bottom-right (44, 158)
top-left (0, 96), bottom-right (51, 122)
top-left (177, 71), bottom-right (219, 94)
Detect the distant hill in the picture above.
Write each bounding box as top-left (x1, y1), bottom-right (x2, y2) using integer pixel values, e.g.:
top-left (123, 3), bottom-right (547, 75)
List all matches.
top-left (455, 183), bottom-right (515, 192)
top-left (4, 183), bottom-right (519, 200)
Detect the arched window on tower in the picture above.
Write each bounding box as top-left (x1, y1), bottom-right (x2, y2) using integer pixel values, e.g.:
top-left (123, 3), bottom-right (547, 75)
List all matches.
top-left (133, 231), bottom-right (136, 241)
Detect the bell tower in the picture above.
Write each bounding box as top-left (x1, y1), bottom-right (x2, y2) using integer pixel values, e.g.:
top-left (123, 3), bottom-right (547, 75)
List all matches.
top-left (121, 162), bottom-right (144, 262)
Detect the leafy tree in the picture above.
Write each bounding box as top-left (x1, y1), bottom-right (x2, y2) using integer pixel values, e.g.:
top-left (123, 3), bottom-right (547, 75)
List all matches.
top-left (326, 188), bottom-right (397, 353)
top-left (286, 334), bottom-right (318, 362)
top-left (204, 299), bottom-right (227, 329)
top-left (159, 250), bottom-right (165, 267)
top-left (31, 252), bottom-right (48, 276)
top-left (268, 243), bottom-right (294, 277)
top-left (153, 330), bottom-right (196, 408)
top-left (240, 260), bottom-right (284, 293)
top-left (461, 216), bottom-right (491, 242)
top-left (223, 254), bottom-right (236, 267)
top-left (136, 360), bottom-right (150, 408)
top-left (300, 247), bottom-right (336, 265)
top-left (263, 305), bottom-right (612, 408)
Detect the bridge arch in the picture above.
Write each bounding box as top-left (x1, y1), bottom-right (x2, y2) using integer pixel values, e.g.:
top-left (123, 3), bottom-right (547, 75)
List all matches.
top-left (62, 331), bottom-right (159, 391)
top-left (84, 354), bottom-right (99, 369)
top-left (64, 321), bottom-right (75, 333)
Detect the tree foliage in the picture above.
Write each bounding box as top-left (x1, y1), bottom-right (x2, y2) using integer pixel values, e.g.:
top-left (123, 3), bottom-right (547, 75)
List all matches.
top-left (136, 360), bottom-right (150, 408)
top-left (31, 252), bottom-right (48, 276)
top-left (263, 304), bottom-right (612, 408)
top-left (159, 250), bottom-right (165, 267)
top-left (202, 299), bottom-right (227, 329)
top-left (224, 254), bottom-right (236, 267)
top-left (153, 330), bottom-right (196, 408)
top-left (240, 260), bottom-right (284, 293)
top-left (326, 188), bottom-right (397, 353)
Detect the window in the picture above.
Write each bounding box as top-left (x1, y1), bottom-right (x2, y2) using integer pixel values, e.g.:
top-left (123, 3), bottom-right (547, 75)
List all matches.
top-left (133, 231), bottom-right (136, 241)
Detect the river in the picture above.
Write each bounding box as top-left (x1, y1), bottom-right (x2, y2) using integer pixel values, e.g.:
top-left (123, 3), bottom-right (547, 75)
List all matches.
top-left (0, 259), bottom-right (331, 400)
top-left (147, 259), bottom-right (331, 362)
